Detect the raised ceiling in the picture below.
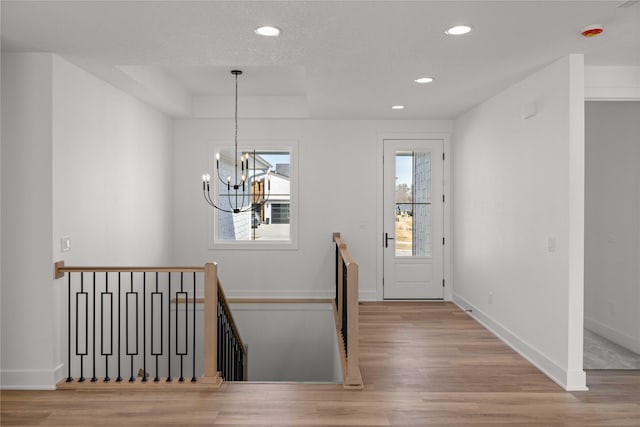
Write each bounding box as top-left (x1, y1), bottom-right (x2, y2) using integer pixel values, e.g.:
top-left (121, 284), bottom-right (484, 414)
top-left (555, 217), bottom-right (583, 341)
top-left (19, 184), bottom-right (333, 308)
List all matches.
top-left (2, 1), bottom-right (639, 119)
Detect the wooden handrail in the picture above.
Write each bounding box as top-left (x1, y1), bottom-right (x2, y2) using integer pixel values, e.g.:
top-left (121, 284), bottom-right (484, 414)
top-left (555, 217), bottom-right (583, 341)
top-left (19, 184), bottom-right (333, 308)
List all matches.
top-left (332, 233), bottom-right (356, 265)
top-left (54, 261), bottom-right (204, 279)
top-left (332, 232), bottom-right (363, 389)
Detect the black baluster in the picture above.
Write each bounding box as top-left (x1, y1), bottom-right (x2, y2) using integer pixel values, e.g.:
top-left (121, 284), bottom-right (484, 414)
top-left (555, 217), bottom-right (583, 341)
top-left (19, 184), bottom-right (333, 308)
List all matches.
top-left (217, 301), bottom-right (222, 378)
top-left (152, 272), bottom-right (162, 382)
top-left (234, 346), bottom-right (238, 382)
top-left (233, 340), bottom-right (238, 381)
top-left (116, 272), bottom-right (122, 382)
top-left (342, 260), bottom-right (348, 354)
top-left (66, 273), bottom-right (72, 382)
top-left (235, 341), bottom-right (240, 381)
top-left (102, 273), bottom-right (112, 382)
top-left (226, 326), bottom-right (231, 380)
top-left (222, 318), bottom-right (227, 380)
top-left (238, 345), bottom-right (242, 381)
top-left (238, 344), bottom-right (242, 381)
top-left (221, 321), bottom-right (225, 380)
top-left (242, 350), bottom-right (246, 381)
top-left (128, 272), bottom-right (137, 382)
top-left (231, 328), bottom-right (235, 380)
top-left (77, 273), bottom-right (86, 382)
top-left (142, 272), bottom-right (147, 382)
top-left (191, 272), bottom-right (197, 382)
top-left (177, 272), bottom-right (186, 382)
top-left (335, 245), bottom-right (339, 310)
top-left (226, 321), bottom-right (231, 380)
top-left (91, 272), bottom-right (97, 382)
top-left (229, 334), bottom-right (233, 381)
top-left (167, 272), bottom-right (172, 382)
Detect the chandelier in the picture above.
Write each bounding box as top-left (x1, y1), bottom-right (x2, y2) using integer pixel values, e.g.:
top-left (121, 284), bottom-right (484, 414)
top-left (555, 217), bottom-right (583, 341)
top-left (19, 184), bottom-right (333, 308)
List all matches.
top-left (202, 70), bottom-right (270, 213)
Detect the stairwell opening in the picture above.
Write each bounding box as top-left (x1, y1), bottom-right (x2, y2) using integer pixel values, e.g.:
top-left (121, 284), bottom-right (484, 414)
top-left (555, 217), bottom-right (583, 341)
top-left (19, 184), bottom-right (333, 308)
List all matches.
top-left (228, 302), bottom-right (342, 383)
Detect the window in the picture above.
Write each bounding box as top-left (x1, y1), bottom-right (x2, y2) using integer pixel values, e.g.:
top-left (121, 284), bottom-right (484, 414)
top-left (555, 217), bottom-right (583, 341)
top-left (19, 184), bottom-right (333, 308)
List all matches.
top-left (395, 151), bottom-right (432, 257)
top-left (209, 142), bottom-right (297, 249)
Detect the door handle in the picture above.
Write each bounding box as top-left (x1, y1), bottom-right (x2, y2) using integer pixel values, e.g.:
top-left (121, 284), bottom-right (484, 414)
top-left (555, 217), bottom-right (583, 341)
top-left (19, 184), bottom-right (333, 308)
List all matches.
top-left (385, 232), bottom-right (394, 248)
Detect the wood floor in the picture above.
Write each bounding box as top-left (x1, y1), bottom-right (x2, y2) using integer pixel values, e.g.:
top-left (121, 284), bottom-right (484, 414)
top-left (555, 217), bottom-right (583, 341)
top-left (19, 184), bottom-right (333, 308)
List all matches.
top-left (2, 302), bottom-right (640, 426)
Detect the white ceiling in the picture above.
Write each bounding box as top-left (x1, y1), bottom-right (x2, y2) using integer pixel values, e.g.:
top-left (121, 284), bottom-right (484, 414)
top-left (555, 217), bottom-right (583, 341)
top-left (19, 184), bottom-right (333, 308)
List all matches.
top-left (2, 1), bottom-right (639, 119)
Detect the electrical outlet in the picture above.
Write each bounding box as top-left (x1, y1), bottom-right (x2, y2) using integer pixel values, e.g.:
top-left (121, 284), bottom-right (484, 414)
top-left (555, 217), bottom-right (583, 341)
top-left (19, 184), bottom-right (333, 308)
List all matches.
top-left (547, 236), bottom-right (556, 253)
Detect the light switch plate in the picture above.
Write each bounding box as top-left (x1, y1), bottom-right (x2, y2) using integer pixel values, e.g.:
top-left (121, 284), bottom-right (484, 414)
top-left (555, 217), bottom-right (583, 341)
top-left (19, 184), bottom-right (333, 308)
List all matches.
top-left (61, 236), bottom-right (71, 252)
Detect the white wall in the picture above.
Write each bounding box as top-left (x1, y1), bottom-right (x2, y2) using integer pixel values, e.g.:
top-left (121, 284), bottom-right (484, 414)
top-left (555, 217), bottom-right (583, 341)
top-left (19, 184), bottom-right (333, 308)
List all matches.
top-left (172, 119), bottom-right (452, 300)
top-left (52, 56), bottom-right (173, 266)
top-left (1, 53), bottom-right (57, 389)
top-left (452, 55), bottom-right (586, 390)
top-left (1, 53), bottom-right (173, 389)
top-left (585, 101), bottom-right (640, 354)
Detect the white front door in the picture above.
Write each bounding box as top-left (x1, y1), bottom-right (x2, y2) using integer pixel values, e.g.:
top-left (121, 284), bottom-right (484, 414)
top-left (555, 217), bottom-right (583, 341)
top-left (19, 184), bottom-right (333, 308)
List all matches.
top-left (383, 139), bottom-right (444, 299)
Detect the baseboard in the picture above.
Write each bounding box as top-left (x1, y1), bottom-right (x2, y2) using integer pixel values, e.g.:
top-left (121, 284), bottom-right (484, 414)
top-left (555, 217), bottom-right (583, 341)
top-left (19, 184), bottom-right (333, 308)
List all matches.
top-left (0, 364), bottom-right (64, 390)
top-left (358, 290), bottom-right (378, 301)
top-left (453, 294), bottom-right (587, 391)
top-left (585, 316), bottom-right (640, 354)
top-left (223, 290), bottom-right (334, 299)
top-left (54, 363), bottom-right (65, 385)
top-left (221, 289), bottom-right (378, 302)
top-left (230, 302), bottom-right (333, 312)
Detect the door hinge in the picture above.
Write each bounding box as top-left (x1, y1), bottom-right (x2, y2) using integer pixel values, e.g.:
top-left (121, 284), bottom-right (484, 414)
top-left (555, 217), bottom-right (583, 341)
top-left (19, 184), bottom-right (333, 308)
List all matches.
top-left (442, 152), bottom-right (445, 161)
top-left (442, 237), bottom-right (445, 245)
top-left (443, 279), bottom-right (445, 288)
top-left (442, 194), bottom-right (445, 203)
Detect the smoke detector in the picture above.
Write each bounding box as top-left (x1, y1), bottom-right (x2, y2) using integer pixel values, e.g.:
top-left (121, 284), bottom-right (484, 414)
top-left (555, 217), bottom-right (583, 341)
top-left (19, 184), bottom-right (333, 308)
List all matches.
top-left (581, 24), bottom-right (604, 38)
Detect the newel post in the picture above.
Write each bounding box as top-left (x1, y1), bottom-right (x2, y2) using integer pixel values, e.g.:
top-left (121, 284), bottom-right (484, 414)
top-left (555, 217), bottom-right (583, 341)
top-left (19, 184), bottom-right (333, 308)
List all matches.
top-left (345, 262), bottom-right (363, 388)
top-left (203, 262), bottom-right (222, 387)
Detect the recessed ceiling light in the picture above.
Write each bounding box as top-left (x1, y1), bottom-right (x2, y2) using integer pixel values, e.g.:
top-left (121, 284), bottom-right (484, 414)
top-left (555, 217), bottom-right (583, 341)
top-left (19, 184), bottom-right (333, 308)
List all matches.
top-left (445, 25), bottom-right (472, 36)
top-left (391, 105), bottom-right (405, 110)
top-left (255, 26), bottom-right (281, 37)
top-left (414, 77), bottom-right (434, 84)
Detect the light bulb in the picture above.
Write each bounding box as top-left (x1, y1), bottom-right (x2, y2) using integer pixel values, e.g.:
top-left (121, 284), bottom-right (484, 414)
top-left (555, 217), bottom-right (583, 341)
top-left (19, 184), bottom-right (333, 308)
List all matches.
top-left (445, 25), bottom-right (472, 35)
top-left (255, 26), bottom-right (281, 37)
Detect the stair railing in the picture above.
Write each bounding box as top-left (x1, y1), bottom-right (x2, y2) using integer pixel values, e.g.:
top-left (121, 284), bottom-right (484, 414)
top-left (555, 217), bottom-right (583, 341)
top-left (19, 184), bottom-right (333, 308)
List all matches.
top-left (332, 232), bottom-right (363, 389)
top-left (217, 280), bottom-right (248, 381)
top-left (53, 261), bottom-right (233, 388)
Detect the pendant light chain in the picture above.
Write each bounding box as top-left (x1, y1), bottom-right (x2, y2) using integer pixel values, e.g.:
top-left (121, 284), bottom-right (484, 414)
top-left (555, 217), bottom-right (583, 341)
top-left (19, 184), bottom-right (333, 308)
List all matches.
top-left (201, 70), bottom-right (271, 214)
top-left (234, 71), bottom-right (239, 185)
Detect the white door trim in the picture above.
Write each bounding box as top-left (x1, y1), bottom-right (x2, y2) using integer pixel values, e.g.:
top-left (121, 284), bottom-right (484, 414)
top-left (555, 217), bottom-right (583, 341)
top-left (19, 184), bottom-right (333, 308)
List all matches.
top-left (375, 133), bottom-right (452, 302)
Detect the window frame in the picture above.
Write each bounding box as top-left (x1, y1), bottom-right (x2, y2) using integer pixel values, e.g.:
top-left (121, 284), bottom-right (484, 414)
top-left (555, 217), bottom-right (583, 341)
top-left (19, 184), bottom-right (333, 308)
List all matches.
top-left (206, 140), bottom-right (299, 250)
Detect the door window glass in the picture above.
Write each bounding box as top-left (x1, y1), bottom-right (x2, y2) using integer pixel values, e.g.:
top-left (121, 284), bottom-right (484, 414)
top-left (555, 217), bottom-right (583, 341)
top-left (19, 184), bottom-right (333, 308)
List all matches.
top-left (395, 151), bottom-right (432, 257)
